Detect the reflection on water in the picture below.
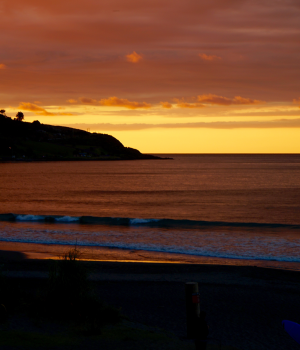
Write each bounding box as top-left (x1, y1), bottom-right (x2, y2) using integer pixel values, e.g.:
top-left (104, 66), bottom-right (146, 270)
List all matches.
top-left (1, 154), bottom-right (300, 269)
top-left (0, 220), bottom-right (299, 268)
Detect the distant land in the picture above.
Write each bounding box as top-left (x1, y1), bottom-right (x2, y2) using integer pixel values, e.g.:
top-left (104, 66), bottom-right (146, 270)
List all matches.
top-left (0, 112), bottom-right (165, 161)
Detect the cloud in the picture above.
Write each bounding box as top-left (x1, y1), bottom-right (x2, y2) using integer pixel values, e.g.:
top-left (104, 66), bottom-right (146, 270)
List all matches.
top-left (68, 96), bottom-right (151, 109)
top-left (19, 102), bottom-right (54, 116)
top-left (99, 97), bottom-right (151, 109)
top-left (67, 94), bottom-right (264, 110)
top-left (79, 97), bottom-right (98, 104)
top-left (63, 118), bottom-right (300, 131)
top-left (18, 102), bottom-right (74, 116)
top-left (293, 98), bottom-right (300, 107)
top-left (197, 94), bottom-right (264, 105)
top-left (0, 64), bottom-right (6, 69)
top-left (173, 98), bottom-right (204, 108)
top-left (172, 95), bottom-right (263, 108)
top-left (171, 97), bottom-right (205, 108)
top-left (126, 51), bottom-right (143, 63)
top-left (175, 102), bottom-right (205, 108)
top-left (160, 101), bottom-right (173, 108)
top-left (199, 54), bottom-right (221, 61)
top-left (0, 0), bottom-right (300, 108)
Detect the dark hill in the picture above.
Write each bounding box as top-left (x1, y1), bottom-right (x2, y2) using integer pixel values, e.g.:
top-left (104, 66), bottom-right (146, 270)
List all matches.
top-left (0, 114), bottom-right (161, 161)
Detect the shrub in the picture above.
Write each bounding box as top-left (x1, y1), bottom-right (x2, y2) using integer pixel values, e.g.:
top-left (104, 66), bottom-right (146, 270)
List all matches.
top-left (48, 249), bottom-right (89, 304)
top-left (46, 249), bottom-right (121, 333)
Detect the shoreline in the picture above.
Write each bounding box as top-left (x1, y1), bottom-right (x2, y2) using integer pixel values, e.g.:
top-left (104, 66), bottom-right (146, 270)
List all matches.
top-left (1, 244), bottom-right (300, 349)
top-left (0, 156), bottom-right (173, 163)
top-left (1, 241), bottom-right (300, 272)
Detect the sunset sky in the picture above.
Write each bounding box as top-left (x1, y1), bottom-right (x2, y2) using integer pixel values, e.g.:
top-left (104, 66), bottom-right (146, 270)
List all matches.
top-left (1, 0), bottom-right (300, 153)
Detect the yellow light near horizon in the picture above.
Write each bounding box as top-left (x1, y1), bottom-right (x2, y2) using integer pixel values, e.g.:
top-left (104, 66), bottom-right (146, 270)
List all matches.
top-left (6, 103), bottom-right (300, 153)
top-left (111, 128), bottom-right (300, 153)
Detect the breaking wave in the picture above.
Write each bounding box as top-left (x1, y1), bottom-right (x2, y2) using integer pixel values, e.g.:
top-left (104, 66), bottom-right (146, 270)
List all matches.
top-left (1, 213), bottom-right (300, 229)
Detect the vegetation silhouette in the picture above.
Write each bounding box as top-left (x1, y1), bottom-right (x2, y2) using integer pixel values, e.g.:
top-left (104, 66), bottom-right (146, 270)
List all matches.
top-left (45, 248), bottom-right (122, 334)
top-left (14, 111), bottom-right (24, 122)
top-left (0, 110), bottom-right (162, 160)
top-left (0, 250), bottom-right (122, 336)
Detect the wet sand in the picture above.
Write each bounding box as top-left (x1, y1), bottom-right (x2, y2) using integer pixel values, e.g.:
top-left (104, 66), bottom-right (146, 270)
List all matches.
top-left (1, 241), bottom-right (300, 271)
top-left (1, 246), bottom-right (300, 349)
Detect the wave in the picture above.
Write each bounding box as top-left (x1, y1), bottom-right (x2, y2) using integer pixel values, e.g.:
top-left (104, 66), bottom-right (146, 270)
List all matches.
top-left (0, 236), bottom-right (299, 263)
top-left (14, 214), bottom-right (80, 223)
top-left (1, 213), bottom-right (300, 229)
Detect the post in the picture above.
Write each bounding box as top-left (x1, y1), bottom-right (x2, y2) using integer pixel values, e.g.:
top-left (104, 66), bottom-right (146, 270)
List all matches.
top-left (185, 282), bottom-right (200, 338)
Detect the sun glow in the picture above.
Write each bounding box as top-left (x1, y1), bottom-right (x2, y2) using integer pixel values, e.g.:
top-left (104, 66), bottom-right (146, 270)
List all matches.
top-left (1, 0), bottom-right (300, 153)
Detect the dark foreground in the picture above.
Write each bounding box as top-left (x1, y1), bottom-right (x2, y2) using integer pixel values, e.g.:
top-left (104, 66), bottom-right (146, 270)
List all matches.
top-left (1, 252), bottom-right (300, 350)
top-left (0, 114), bottom-right (166, 161)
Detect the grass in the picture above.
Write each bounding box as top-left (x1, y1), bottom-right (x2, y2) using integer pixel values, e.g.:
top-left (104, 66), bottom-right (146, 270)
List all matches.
top-left (0, 325), bottom-right (242, 350)
top-left (0, 330), bottom-right (75, 348)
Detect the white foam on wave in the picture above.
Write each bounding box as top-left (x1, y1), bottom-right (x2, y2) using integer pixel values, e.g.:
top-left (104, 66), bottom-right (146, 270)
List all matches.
top-left (2, 218), bottom-right (300, 264)
top-left (15, 214), bottom-right (80, 223)
top-left (130, 218), bottom-right (160, 225)
top-left (16, 215), bottom-right (45, 221)
top-left (56, 216), bottom-right (79, 223)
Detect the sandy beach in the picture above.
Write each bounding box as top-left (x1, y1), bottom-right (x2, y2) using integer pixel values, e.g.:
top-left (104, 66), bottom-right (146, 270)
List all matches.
top-left (1, 240), bottom-right (300, 271)
top-left (1, 247), bottom-right (300, 350)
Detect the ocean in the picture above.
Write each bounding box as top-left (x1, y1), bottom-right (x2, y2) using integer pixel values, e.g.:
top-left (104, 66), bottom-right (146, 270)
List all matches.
top-left (1, 154), bottom-right (300, 270)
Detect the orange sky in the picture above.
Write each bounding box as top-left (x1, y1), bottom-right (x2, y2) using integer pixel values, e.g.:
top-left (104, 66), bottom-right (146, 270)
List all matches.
top-left (1, 0), bottom-right (300, 153)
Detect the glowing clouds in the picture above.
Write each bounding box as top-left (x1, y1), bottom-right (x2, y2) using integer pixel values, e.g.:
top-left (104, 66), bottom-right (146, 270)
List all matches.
top-left (99, 97), bottom-right (150, 109)
top-left (197, 94), bottom-right (264, 106)
top-left (79, 98), bottom-right (98, 104)
top-left (293, 98), bottom-right (300, 107)
top-left (174, 100), bottom-right (205, 108)
top-left (0, 64), bottom-right (6, 69)
top-left (66, 94), bottom-right (264, 110)
top-left (171, 94), bottom-right (264, 108)
top-left (160, 102), bottom-right (173, 109)
top-left (18, 102), bottom-right (74, 116)
top-left (126, 51), bottom-right (143, 63)
top-left (19, 102), bottom-right (54, 116)
top-left (69, 96), bottom-right (151, 109)
top-left (64, 119), bottom-right (300, 132)
top-left (199, 54), bottom-right (221, 61)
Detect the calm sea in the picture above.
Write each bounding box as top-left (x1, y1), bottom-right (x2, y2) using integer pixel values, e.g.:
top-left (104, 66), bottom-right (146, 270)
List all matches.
top-left (1, 154), bottom-right (300, 269)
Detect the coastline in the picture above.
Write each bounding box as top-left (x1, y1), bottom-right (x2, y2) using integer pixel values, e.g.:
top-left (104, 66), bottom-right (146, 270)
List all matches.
top-left (0, 156), bottom-right (173, 163)
top-left (1, 241), bottom-right (300, 272)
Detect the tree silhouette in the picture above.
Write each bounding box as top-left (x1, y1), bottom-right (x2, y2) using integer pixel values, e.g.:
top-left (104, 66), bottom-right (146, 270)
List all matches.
top-left (15, 111), bottom-right (24, 122)
top-left (0, 109), bottom-right (6, 116)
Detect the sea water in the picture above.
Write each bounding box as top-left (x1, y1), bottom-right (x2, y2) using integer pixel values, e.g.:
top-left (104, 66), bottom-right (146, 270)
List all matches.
top-left (0, 154), bottom-right (300, 269)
